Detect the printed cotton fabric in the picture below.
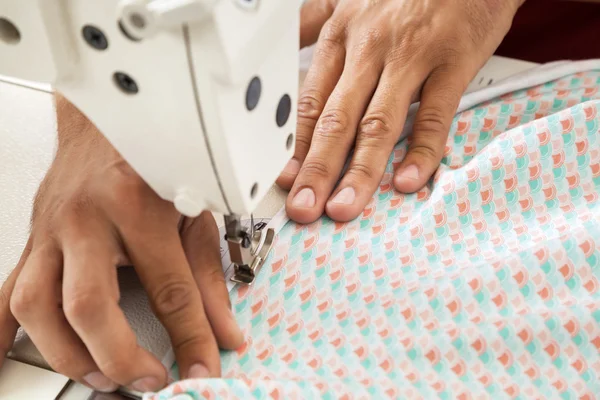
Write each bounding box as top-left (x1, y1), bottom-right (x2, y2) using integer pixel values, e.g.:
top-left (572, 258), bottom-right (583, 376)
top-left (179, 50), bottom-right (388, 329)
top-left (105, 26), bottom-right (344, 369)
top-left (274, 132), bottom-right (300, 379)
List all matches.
top-left (147, 69), bottom-right (600, 399)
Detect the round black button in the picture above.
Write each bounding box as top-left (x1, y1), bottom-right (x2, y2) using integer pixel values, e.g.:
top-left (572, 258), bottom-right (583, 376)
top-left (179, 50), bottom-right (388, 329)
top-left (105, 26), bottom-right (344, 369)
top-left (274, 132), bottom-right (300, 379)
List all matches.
top-left (276, 94), bottom-right (291, 127)
top-left (246, 77), bottom-right (261, 111)
top-left (82, 25), bottom-right (108, 50)
top-left (113, 72), bottom-right (139, 94)
top-left (0, 18), bottom-right (21, 45)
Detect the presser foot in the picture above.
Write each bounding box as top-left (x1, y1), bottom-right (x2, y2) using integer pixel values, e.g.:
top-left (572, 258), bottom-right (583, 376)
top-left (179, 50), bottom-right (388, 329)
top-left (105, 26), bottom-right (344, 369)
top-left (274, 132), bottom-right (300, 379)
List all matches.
top-left (224, 214), bottom-right (275, 285)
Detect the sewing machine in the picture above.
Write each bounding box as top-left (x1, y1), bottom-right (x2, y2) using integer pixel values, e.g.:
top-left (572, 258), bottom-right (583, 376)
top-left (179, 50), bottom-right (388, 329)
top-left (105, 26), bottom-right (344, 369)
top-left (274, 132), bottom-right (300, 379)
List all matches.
top-left (0, 0), bottom-right (300, 285)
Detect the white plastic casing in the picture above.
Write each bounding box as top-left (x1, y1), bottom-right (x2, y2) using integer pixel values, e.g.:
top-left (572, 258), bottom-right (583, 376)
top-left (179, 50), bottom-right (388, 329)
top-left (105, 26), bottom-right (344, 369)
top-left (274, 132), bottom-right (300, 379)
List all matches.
top-left (0, 0), bottom-right (300, 217)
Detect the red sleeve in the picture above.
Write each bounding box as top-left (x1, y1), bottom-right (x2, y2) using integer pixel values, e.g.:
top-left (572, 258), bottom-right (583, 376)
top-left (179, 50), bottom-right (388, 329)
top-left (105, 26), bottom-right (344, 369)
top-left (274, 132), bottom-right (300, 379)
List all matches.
top-left (495, 0), bottom-right (600, 63)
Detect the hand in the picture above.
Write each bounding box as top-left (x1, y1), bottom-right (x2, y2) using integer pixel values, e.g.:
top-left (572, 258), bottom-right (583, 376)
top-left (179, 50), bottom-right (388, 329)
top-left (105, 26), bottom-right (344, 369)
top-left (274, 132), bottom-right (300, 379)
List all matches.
top-left (0, 95), bottom-right (243, 392)
top-left (277, 0), bottom-right (524, 223)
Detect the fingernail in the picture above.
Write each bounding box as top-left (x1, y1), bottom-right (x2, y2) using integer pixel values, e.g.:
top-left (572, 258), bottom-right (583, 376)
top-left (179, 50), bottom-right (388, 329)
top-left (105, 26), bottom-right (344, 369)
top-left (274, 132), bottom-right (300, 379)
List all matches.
top-left (131, 376), bottom-right (161, 393)
top-left (283, 158), bottom-right (301, 175)
top-left (292, 188), bottom-right (315, 208)
top-left (83, 372), bottom-right (118, 393)
top-left (331, 187), bottom-right (355, 205)
top-left (396, 165), bottom-right (420, 182)
top-left (188, 363), bottom-right (210, 379)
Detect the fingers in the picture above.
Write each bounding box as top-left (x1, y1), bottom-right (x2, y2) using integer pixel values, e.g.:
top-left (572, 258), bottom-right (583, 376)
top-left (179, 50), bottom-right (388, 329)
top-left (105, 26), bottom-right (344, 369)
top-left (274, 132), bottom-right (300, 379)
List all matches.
top-left (325, 65), bottom-right (423, 221)
top-left (276, 19), bottom-right (346, 190)
top-left (123, 223), bottom-right (220, 381)
top-left (10, 244), bottom-right (119, 392)
top-left (300, 0), bottom-right (337, 48)
top-left (181, 212), bottom-right (243, 351)
top-left (285, 35), bottom-right (384, 224)
top-left (394, 66), bottom-right (466, 193)
top-left (0, 238), bottom-right (32, 367)
top-left (61, 227), bottom-right (167, 392)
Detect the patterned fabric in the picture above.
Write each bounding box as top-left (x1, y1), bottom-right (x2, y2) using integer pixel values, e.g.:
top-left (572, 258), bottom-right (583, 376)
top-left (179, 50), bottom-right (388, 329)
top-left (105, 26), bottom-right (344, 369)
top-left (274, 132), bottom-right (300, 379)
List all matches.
top-left (147, 71), bottom-right (600, 400)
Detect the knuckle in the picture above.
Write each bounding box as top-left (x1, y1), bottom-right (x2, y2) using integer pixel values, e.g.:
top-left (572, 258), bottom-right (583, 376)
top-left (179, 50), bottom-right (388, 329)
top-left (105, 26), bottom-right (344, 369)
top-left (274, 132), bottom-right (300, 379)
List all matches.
top-left (352, 28), bottom-right (384, 62)
top-left (111, 158), bottom-right (139, 180)
top-left (110, 161), bottom-right (149, 202)
top-left (116, 175), bottom-right (147, 200)
top-left (54, 194), bottom-right (95, 225)
top-left (387, 43), bottom-right (416, 66)
top-left (315, 108), bottom-right (351, 139)
top-left (104, 161), bottom-right (154, 224)
top-left (9, 283), bottom-right (37, 318)
top-left (301, 158), bottom-right (331, 179)
top-left (424, 39), bottom-right (469, 72)
top-left (297, 90), bottom-right (324, 122)
top-left (430, 41), bottom-right (462, 66)
top-left (444, 49), bottom-right (462, 69)
top-left (63, 288), bottom-right (104, 325)
top-left (348, 161), bottom-right (376, 182)
top-left (387, 24), bottom-right (425, 65)
top-left (152, 278), bottom-right (195, 319)
top-left (359, 114), bottom-right (394, 139)
top-left (319, 19), bottom-right (346, 48)
top-left (362, 28), bottom-right (383, 47)
top-left (410, 143), bottom-right (440, 162)
top-left (414, 105), bottom-right (448, 137)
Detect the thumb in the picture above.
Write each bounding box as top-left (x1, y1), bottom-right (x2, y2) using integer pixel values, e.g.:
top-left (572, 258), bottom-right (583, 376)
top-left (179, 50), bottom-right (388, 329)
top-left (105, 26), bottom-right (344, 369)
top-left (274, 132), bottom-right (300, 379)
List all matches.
top-left (180, 212), bottom-right (244, 350)
top-left (300, 0), bottom-right (337, 48)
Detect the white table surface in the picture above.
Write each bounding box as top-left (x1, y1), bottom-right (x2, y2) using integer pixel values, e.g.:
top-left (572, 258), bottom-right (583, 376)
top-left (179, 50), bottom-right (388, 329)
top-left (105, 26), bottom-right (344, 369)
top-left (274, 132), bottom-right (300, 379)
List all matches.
top-left (0, 54), bottom-right (537, 397)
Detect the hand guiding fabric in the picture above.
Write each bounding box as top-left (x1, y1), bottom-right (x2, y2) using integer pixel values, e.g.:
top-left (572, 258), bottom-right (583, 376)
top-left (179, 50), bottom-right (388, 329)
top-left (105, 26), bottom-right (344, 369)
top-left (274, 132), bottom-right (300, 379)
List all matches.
top-left (0, 95), bottom-right (244, 393)
top-left (277, 0), bottom-right (525, 224)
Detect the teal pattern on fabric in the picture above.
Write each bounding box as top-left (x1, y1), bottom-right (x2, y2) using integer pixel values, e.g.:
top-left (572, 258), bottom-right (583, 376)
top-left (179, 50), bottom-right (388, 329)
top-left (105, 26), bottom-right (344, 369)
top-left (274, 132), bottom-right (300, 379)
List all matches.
top-left (148, 71), bottom-right (600, 400)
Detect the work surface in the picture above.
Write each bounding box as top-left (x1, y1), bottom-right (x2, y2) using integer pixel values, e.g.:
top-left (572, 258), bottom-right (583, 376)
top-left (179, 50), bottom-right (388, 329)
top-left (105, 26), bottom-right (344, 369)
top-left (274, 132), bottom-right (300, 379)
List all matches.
top-left (0, 54), bottom-right (538, 394)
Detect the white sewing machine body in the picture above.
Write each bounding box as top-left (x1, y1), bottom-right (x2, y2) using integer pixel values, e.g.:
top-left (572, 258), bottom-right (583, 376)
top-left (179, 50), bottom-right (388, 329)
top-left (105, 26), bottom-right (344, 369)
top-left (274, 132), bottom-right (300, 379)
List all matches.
top-left (0, 0), bottom-right (300, 284)
top-left (0, 0), bottom-right (300, 218)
